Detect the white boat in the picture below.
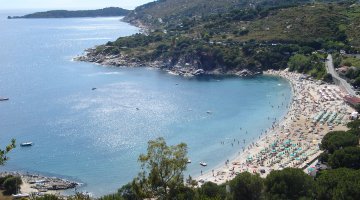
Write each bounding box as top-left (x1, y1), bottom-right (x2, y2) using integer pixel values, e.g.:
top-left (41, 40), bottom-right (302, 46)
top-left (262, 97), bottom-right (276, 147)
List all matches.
top-left (20, 142), bottom-right (33, 147)
top-left (0, 97), bottom-right (9, 101)
top-left (13, 193), bottom-right (30, 198)
top-left (187, 159), bottom-right (191, 163)
top-left (200, 162), bottom-right (207, 166)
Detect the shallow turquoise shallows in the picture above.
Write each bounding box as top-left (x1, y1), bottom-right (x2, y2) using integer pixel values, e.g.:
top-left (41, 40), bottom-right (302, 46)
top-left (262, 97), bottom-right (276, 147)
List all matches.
top-left (0, 11), bottom-right (292, 196)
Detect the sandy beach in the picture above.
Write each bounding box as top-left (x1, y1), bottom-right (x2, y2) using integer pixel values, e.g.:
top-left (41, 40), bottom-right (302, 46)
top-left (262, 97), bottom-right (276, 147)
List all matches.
top-left (196, 69), bottom-right (354, 185)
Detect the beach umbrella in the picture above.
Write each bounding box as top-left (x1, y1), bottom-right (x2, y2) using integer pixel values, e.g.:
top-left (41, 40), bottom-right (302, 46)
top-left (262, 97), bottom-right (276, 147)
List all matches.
top-left (307, 167), bottom-right (316, 172)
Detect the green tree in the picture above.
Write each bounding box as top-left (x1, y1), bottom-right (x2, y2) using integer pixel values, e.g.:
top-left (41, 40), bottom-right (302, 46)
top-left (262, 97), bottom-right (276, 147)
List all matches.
top-left (323, 73), bottom-right (333, 83)
top-left (329, 147), bottom-right (360, 169)
top-left (172, 185), bottom-right (195, 200)
top-left (99, 194), bottom-right (124, 200)
top-left (354, 77), bottom-right (360, 87)
top-left (332, 53), bottom-right (342, 68)
top-left (197, 182), bottom-right (226, 199)
top-left (288, 54), bottom-right (311, 73)
top-left (347, 119), bottom-right (360, 132)
top-left (2, 176), bottom-right (22, 195)
top-left (318, 152), bottom-right (329, 163)
top-left (0, 139), bottom-right (16, 166)
top-left (265, 168), bottom-right (315, 200)
top-left (67, 193), bottom-right (91, 200)
top-left (32, 194), bottom-right (61, 200)
top-left (316, 168), bottom-right (360, 200)
top-left (0, 175), bottom-right (12, 185)
top-left (132, 137), bottom-right (188, 199)
top-left (117, 183), bottom-right (139, 200)
top-left (320, 131), bottom-right (359, 153)
top-left (229, 172), bottom-right (264, 200)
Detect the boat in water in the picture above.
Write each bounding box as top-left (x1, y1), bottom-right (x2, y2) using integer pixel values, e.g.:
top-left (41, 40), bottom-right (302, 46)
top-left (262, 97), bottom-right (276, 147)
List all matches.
top-left (0, 97), bottom-right (9, 101)
top-left (200, 161), bottom-right (207, 166)
top-left (12, 193), bottom-right (30, 198)
top-left (187, 159), bottom-right (191, 163)
top-left (20, 142), bottom-right (33, 147)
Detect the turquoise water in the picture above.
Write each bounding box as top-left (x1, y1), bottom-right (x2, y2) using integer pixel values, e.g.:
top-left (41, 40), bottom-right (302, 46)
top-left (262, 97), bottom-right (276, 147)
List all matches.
top-left (0, 11), bottom-right (292, 196)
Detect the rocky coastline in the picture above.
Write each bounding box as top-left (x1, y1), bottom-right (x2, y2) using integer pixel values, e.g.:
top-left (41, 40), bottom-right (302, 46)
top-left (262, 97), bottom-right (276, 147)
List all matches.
top-left (0, 172), bottom-right (80, 193)
top-left (74, 17), bottom-right (263, 77)
top-left (74, 47), bottom-right (262, 77)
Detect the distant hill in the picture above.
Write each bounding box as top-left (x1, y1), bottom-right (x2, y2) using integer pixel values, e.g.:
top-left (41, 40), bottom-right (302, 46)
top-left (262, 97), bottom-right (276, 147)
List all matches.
top-left (8, 7), bottom-right (130, 19)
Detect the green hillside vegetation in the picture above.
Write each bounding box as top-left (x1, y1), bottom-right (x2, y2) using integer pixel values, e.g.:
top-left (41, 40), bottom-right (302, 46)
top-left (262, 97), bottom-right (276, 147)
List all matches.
top-left (341, 55), bottom-right (360, 67)
top-left (8, 7), bottom-right (130, 19)
top-left (125, 0), bottom-right (342, 27)
top-left (90, 2), bottom-right (360, 80)
top-left (332, 54), bottom-right (360, 87)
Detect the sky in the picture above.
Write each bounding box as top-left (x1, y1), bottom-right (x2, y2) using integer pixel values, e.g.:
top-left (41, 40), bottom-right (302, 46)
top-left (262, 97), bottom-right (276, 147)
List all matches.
top-left (0, 0), bottom-right (154, 10)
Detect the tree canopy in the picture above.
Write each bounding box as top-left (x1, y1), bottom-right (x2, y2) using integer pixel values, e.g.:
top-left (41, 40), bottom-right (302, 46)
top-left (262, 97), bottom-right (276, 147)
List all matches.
top-left (316, 168), bottom-right (360, 200)
top-left (197, 181), bottom-right (226, 200)
top-left (264, 168), bottom-right (315, 200)
top-left (320, 131), bottom-right (359, 153)
top-left (328, 147), bottom-right (360, 169)
top-left (0, 139), bottom-right (16, 166)
top-left (347, 119), bottom-right (360, 133)
top-left (1, 175), bottom-right (22, 195)
top-left (229, 172), bottom-right (264, 200)
top-left (132, 137), bottom-right (188, 199)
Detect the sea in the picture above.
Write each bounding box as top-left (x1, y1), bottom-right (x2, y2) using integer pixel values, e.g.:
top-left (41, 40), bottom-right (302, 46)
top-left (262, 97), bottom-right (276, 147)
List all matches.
top-left (0, 10), bottom-right (292, 196)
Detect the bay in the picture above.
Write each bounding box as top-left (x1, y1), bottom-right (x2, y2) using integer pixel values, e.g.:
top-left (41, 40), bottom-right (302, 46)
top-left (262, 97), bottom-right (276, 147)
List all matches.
top-left (0, 11), bottom-right (292, 196)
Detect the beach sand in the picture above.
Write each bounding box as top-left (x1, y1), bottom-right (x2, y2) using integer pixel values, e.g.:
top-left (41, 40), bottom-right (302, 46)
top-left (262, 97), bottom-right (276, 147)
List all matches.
top-left (20, 180), bottom-right (60, 195)
top-left (195, 69), bottom-right (353, 185)
top-left (15, 173), bottom-right (75, 196)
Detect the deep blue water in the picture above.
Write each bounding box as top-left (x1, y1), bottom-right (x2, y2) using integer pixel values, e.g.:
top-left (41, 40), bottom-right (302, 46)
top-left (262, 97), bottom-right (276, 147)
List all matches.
top-left (0, 11), bottom-right (292, 196)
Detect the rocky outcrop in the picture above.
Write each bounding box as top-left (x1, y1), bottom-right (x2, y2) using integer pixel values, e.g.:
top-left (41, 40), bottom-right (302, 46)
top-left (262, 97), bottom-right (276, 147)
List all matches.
top-left (235, 69), bottom-right (261, 77)
top-left (75, 47), bottom-right (262, 77)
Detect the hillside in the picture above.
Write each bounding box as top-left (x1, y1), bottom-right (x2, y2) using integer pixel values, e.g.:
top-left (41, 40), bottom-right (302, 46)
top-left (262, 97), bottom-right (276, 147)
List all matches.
top-left (8, 7), bottom-right (130, 19)
top-left (124, 0), bottom-right (342, 27)
top-left (77, 1), bottom-right (360, 79)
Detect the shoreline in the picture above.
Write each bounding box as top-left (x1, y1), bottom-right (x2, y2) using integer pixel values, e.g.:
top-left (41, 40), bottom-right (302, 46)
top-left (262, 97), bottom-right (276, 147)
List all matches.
top-left (195, 69), bottom-right (353, 185)
top-left (3, 69), bottom-right (353, 194)
top-left (0, 171), bottom-right (80, 196)
top-left (74, 48), bottom-right (261, 78)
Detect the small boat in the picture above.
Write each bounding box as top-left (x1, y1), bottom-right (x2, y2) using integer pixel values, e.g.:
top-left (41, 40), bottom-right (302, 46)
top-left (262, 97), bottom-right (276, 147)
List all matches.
top-left (13, 193), bottom-right (30, 198)
top-left (187, 159), bottom-right (191, 163)
top-left (206, 111), bottom-right (212, 114)
top-left (20, 142), bottom-right (33, 147)
top-left (92, 87), bottom-right (97, 90)
top-left (200, 162), bottom-right (207, 166)
top-left (0, 97), bottom-right (9, 101)
top-left (38, 188), bottom-right (48, 192)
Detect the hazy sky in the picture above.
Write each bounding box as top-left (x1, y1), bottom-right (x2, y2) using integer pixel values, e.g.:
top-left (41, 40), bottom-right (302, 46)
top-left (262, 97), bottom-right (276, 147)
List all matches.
top-left (0, 0), bottom-right (154, 10)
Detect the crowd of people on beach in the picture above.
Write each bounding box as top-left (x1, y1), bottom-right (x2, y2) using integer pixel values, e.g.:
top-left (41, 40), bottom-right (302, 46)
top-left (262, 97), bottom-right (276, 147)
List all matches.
top-left (196, 69), bottom-right (354, 184)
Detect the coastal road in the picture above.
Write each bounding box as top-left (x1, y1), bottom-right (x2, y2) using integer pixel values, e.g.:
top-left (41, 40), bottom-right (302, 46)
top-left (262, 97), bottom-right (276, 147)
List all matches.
top-left (325, 54), bottom-right (357, 96)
